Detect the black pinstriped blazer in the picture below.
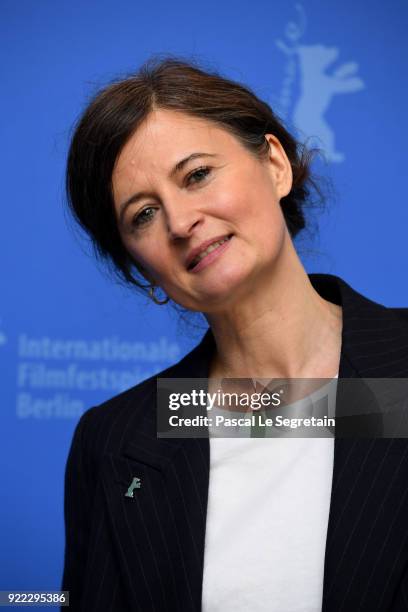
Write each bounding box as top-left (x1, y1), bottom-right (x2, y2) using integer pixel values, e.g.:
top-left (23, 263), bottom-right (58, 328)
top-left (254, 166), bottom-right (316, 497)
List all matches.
top-left (62, 274), bottom-right (408, 611)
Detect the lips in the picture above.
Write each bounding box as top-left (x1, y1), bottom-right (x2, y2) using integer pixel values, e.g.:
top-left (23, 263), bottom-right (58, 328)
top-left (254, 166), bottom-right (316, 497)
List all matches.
top-left (186, 234), bottom-right (233, 271)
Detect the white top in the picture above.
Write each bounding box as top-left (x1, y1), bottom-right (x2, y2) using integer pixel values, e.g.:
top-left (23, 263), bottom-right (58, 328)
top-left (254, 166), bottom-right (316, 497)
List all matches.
top-left (202, 376), bottom-right (338, 612)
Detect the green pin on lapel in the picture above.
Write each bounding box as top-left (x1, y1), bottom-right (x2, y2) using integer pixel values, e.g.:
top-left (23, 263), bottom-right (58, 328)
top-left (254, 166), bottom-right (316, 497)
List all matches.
top-left (125, 477), bottom-right (142, 498)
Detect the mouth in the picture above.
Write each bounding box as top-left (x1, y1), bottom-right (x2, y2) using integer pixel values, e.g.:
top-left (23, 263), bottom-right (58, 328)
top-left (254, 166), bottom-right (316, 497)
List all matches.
top-left (186, 234), bottom-right (233, 272)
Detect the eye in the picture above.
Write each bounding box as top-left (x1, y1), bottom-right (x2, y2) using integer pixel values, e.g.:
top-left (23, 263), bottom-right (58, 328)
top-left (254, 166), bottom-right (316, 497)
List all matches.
top-left (131, 206), bottom-right (157, 228)
top-left (185, 166), bottom-right (211, 186)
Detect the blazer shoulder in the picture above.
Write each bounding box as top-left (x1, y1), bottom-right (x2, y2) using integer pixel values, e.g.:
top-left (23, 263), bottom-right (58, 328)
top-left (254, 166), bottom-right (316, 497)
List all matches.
top-left (64, 365), bottom-right (168, 470)
top-left (390, 307), bottom-right (408, 323)
top-left (75, 352), bottom-right (195, 441)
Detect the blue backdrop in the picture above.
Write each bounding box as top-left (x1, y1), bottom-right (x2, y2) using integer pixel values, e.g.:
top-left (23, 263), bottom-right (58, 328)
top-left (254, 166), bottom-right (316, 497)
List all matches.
top-left (1, 0), bottom-right (407, 599)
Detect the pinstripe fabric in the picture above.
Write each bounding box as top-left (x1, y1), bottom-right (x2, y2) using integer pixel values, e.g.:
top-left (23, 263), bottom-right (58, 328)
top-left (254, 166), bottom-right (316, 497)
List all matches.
top-left (62, 274), bottom-right (408, 611)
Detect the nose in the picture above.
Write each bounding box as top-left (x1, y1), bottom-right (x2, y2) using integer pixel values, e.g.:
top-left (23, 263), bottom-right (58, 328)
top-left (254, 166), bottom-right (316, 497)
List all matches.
top-left (164, 197), bottom-right (203, 241)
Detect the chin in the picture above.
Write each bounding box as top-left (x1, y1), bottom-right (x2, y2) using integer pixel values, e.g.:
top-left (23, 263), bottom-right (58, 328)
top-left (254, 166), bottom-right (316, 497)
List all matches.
top-left (190, 268), bottom-right (253, 311)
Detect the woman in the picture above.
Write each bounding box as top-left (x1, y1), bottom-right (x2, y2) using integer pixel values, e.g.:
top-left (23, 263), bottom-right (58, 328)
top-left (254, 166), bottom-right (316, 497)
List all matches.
top-left (62, 57), bottom-right (408, 611)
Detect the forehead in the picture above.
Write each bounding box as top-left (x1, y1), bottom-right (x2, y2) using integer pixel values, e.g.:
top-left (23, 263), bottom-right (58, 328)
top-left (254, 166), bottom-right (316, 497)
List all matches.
top-left (112, 109), bottom-right (240, 182)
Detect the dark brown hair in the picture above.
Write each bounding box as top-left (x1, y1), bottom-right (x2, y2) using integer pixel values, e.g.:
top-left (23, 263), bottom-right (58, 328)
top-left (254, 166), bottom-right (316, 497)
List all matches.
top-left (66, 54), bottom-right (319, 296)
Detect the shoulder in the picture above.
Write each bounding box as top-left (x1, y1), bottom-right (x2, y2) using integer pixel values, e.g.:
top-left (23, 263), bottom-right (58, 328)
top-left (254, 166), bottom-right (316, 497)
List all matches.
top-left (325, 274), bottom-right (408, 376)
top-left (76, 361), bottom-right (175, 445)
top-left (65, 367), bottom-right (166, 476)
top-left (391, 307), bottom-right (408, 323)
top-left (311, 273), bottom-right (408, 328)
top-left (70, 333), bottom-right (209, 458)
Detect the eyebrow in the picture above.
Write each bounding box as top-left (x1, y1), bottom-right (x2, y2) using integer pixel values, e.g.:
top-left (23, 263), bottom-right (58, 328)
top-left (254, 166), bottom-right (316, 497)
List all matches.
top-left (118, 152), bottom-right (218, 221)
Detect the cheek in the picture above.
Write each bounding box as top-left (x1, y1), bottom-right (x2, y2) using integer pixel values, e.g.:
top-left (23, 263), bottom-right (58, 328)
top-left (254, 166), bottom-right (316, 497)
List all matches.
top-left (207, 183), bottom-right (251, 221)
top-left (213, 177), bottom-right (282, 230)
top-left (122, 238), bottom-right (162, 280)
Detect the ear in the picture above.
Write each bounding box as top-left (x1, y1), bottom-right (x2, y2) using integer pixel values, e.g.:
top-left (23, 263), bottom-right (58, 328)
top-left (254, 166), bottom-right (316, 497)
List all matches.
top-left (263, 134), bottom-right (293, 200)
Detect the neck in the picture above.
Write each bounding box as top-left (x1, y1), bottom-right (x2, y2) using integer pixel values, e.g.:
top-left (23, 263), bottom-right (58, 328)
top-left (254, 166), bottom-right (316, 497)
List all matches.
top-left (205, 234), bottom-right (343, 380)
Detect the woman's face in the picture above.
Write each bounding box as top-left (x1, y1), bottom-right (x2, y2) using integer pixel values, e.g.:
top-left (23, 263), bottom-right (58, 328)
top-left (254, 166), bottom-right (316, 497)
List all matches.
top-left (112, 109), bottom-right (293, 312)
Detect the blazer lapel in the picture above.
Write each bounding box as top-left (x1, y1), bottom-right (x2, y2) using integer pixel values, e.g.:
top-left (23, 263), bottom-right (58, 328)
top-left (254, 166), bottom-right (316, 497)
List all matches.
top-left (310, 275), bottom-right (408, 611)
top-left (99, 334), bottom-right (212, 611)
top-left (100, 273), bottom-right (408, 611)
